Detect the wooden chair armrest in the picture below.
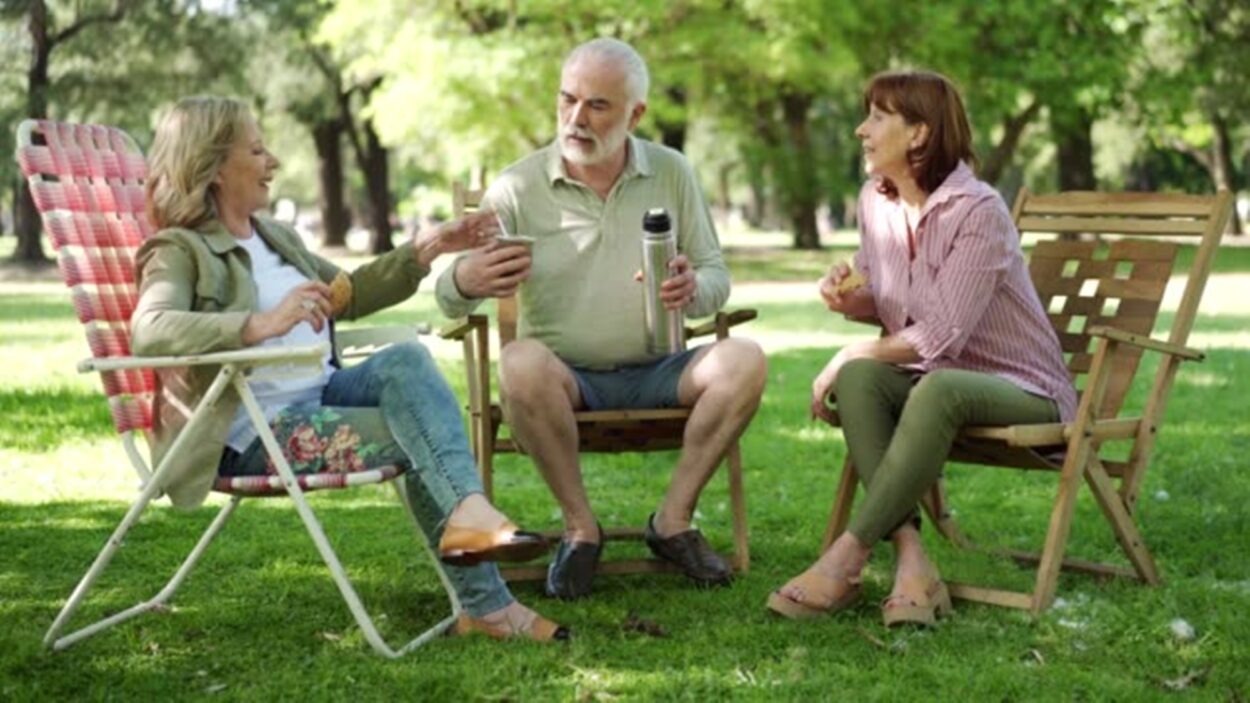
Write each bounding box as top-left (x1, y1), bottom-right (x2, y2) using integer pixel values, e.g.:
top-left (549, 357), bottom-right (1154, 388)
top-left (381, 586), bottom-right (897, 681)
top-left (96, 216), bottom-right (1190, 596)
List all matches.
top-left (79, 342), bottom-right (331, 373)
top-left (685, 309), bottom-right (758, 340)
top-left (1087, 325), bottom-right (1204, 361)
top-left (439, 315), bottom-right (488, 341)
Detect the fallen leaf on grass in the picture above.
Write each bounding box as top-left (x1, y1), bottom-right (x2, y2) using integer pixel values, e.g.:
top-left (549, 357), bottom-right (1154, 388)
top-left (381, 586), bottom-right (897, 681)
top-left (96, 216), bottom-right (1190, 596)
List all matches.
top-left (1159, 667), bottom-right (1209, 691)
top-left (204, 683), bottom-right (228, 694)
top-left (856, 627), bottom-right (888, 651)
top-left (621, 611), bottom-right (667, 638)
top-left (1021, 649), bottom-right (1045, 666)
top-left (319, 631), bottom-right (343, 642)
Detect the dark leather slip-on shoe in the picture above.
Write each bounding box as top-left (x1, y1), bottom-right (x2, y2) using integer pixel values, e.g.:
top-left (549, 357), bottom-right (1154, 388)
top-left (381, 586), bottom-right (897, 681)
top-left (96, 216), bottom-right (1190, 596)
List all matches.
top-left (644, 513), bottom-right (733, 587)
top-left (545, 525), bottom-right (603, 600)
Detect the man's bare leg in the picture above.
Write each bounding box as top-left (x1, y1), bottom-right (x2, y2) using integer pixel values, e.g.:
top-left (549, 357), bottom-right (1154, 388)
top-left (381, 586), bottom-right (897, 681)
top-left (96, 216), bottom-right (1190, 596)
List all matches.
top-left (498, 339), bottom-right (598, 544)
top-left (652, 337), bottom-right (767, 537)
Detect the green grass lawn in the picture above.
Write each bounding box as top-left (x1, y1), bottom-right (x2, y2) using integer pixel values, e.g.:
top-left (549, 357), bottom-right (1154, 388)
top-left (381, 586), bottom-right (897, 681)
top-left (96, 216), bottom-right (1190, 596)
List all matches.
top-left (1, 233), bottom-right (1248, 700)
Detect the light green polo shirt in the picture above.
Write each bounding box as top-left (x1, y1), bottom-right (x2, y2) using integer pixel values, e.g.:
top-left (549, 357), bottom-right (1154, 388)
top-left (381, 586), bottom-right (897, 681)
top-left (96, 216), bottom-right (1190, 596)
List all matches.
top-left (435, 136), bottom-right (730, 369)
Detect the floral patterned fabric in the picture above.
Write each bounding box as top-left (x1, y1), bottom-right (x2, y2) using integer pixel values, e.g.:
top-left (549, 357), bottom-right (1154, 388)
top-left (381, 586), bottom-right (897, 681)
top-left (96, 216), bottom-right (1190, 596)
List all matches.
top-left (271, 407), bottom-right (384, 475)
top-left (219, 404), bottom-right (409, 479)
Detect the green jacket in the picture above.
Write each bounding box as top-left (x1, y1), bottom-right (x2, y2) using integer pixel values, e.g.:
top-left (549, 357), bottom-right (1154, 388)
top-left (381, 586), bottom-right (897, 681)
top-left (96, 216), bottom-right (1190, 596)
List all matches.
top-left (131, 216), bottom-right (429, 507)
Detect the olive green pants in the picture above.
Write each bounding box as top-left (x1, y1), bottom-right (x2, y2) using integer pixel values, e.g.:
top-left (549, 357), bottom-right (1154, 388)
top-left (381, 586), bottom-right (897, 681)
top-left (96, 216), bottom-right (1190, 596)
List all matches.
top-left (836, 359), bottom-right (1060, 546)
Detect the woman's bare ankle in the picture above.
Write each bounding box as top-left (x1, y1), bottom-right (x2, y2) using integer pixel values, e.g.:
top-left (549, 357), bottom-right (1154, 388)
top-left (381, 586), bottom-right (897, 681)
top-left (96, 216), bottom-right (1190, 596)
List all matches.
top-left (448, 493), bottom-right (509, 530)
top-left (815, 533), bottom-right (871, 581)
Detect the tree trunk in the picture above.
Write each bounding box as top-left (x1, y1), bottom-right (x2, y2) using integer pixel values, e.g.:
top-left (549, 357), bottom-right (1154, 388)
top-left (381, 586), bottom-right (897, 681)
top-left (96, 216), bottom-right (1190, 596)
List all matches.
top-left (656, 86), bottom-right (687, 153)
top-left (981, 101), bottom-right (1040, 186)
top-left (360, 119), bottom-right (393, 254)
top-left (745, 164), bottom-right (765, 229)
top-left (1210, 110), bottom-right (1242, 235)
top-left (781, 92), bottom-right (820, 250)
top-left (1053, 106), bottom-right (1096, 192)
top-left (312, 118), bottom-right (350, 248)
top-left (716, 162), bottom-right (734, 212)
top-left (14, 0), bottom-right (53, 265)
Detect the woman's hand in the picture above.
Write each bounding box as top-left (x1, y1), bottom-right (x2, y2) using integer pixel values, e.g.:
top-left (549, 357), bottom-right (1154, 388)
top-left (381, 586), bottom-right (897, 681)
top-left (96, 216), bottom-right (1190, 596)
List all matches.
top-left (818, 262), bottom-right (875, 318)
top-left (810, 348), bottom-right (850, 423)
top-left (413, 210), bottom-right (501, 267)
top-left (241, 281), bottom-right (332, 345)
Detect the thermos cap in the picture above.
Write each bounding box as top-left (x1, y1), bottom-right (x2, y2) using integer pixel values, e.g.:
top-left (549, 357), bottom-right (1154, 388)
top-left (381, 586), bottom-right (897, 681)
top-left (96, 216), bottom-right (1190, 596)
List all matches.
top-left (643, 208), bottom-right (671, 234)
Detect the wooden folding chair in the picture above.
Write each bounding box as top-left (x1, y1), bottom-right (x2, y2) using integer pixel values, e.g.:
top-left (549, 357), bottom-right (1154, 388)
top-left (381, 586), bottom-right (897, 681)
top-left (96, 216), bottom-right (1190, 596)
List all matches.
top-left (822, 189), bottom-right (1233, 614)
top-left (17, 118), bottom-right (461, 657)
top-left (441, 182), bottom-right (755, 580)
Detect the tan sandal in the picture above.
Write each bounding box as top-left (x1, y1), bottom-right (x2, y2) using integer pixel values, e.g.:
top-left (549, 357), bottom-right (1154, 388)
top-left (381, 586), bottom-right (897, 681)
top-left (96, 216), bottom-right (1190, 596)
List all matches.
top-left (766, 568), bottom-right (862, 620)
top-left (452, 611), bottom-right (570, 642)
top-left (437, 520), bottom-right (550, 566)
top-left (881, 578), bottom-right (952, 627)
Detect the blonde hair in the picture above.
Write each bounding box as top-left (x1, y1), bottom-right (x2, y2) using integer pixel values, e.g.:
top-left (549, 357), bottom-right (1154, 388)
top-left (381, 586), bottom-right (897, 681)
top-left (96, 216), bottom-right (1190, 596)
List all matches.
top-left (146, 96), bottom-right (252, 229)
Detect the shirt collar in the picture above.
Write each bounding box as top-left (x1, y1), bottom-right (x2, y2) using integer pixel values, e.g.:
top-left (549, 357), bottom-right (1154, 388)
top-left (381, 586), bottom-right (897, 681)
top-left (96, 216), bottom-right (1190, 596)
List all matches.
top-left (197, 216), bottom-right (288, 257)
top-left (545, 134), bottom-right (653, 185)
top-left (921, 161), bottom-right (977, 215)
top-left (196, 219), bottom-right (242, 254)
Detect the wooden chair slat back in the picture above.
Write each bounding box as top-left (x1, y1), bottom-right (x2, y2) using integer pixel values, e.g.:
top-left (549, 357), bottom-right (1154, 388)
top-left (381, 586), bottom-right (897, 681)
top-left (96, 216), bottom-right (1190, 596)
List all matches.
top-left (1029, 238), bottom-right (1176, 417)
top-left (452, 181), bottom-right (518, 345)
top-left (1015, 189), bottom-right (1232, 419)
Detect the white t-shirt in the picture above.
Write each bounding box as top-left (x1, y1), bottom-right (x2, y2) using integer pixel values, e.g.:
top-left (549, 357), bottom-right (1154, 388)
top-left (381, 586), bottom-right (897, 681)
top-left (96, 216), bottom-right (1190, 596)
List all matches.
top-left (225, 231), bottom-right (334, 452)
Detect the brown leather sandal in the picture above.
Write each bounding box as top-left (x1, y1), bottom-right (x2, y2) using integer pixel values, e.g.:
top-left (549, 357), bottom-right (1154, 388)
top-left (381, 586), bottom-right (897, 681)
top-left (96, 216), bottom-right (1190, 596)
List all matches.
top-left (766, 568), bottom-right (863, 620)
top-left (881, 578), bottom-right (952, 627)
top-left (452, 611), bottom-right (571, 642)
top-left (438, 521), bottom-right (550, 566)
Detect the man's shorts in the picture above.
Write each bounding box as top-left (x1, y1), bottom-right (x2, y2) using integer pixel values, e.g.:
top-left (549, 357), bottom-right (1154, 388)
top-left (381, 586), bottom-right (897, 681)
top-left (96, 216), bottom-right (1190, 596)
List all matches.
top-left (568, 346), bottom-right (703, 411)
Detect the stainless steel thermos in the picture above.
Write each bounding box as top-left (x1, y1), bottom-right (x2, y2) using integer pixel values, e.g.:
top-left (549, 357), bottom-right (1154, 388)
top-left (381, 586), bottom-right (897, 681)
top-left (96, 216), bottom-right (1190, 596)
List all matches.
top-left (642, 208), bottom-right (686, 355)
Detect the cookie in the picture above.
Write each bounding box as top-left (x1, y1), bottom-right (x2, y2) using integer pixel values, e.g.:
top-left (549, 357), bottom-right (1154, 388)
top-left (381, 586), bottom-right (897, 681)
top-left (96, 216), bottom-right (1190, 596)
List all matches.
top-left (834, 269), bottom-right (867, 295)
top-left (328, 271), bottom-right (353, 316)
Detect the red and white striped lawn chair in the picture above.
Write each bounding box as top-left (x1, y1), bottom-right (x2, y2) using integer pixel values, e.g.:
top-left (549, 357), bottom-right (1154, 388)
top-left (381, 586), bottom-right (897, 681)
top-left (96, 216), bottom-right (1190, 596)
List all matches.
top-left (16, 118), bottom-right (460, 657)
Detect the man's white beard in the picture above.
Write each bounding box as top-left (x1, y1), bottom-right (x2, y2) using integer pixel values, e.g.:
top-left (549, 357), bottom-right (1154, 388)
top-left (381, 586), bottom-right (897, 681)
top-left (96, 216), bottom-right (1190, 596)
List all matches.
top-left (560, 121), bottom-right (629, 167)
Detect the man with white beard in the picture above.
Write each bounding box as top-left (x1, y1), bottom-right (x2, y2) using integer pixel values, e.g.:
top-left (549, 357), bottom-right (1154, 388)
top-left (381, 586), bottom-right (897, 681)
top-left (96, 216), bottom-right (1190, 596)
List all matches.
top-left (436, 37), bottom-right (766, 601)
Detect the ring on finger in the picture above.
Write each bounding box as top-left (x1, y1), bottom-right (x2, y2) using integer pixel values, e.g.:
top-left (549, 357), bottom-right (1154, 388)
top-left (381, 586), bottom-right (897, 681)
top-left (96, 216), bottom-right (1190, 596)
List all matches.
top-left (300, 299), bottom-right (316, 312)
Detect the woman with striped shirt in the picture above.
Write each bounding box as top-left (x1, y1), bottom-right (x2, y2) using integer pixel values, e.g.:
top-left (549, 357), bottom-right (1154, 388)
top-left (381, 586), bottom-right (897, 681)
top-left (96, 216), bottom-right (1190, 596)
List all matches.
top-left (767, 71), bottom-right (1077, 626)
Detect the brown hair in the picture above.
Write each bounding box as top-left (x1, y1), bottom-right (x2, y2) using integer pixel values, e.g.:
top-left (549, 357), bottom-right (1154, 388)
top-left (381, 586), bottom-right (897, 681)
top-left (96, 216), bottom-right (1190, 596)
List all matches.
top-left (146, 96), bottom-right (252, 229)
top-left (863, 70), bottom-right (976, 197)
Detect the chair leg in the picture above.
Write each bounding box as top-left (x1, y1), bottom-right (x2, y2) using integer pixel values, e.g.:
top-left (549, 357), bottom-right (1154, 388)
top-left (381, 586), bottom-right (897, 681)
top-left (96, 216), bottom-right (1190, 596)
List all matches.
top-left (479, 424), bottom-right (496, 501)
top-left (725, 441), bottom-right (749, 572)
top-left (45, 492), bottom-right (240, 651)
top-left (237, 378), bottom-right (457, 657)
top-left (1030, 443), bottom-right (1090, 614)
top-left (821, 455), bottom-right (858, 552)
top-left (1083, 458), bottom-right (1160, 584)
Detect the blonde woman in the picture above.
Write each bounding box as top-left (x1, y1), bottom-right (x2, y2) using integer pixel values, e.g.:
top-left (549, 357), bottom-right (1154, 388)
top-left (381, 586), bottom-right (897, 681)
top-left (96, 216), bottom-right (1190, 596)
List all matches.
top-left (132, 96), bottom-right (566, 642)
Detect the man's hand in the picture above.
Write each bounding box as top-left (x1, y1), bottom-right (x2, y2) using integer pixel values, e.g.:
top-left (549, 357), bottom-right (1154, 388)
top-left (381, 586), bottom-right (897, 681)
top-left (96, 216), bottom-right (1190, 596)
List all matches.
top-left (453, 239), bottom-right (532, 299)
top-left (242, 280), bottom-right (331, 345)
top-left (633, 254), bottom-right (696, 310)
top-left (414, 210), bottom-right (500, 268)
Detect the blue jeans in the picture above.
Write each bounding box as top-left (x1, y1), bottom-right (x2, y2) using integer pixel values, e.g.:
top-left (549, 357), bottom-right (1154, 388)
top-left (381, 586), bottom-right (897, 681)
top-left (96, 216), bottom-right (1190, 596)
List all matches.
top-left (220, 341), bottom-right (513, 617)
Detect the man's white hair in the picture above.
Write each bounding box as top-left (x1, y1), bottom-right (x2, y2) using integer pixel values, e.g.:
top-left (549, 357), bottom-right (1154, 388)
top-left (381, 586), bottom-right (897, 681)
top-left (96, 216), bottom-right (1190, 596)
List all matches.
top-left (564, 37), bottom-right (650, 106)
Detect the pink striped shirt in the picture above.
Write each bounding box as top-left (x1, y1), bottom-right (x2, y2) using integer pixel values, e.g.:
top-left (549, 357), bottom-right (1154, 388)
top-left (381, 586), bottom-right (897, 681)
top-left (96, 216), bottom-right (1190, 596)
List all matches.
top-left (854, 162), bottom-right (1078, 421)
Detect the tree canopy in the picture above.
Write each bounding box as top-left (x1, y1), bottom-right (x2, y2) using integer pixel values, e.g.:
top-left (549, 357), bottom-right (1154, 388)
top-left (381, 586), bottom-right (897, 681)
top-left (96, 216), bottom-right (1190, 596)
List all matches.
top-left (4, 0), bottom-right (1245, 261)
